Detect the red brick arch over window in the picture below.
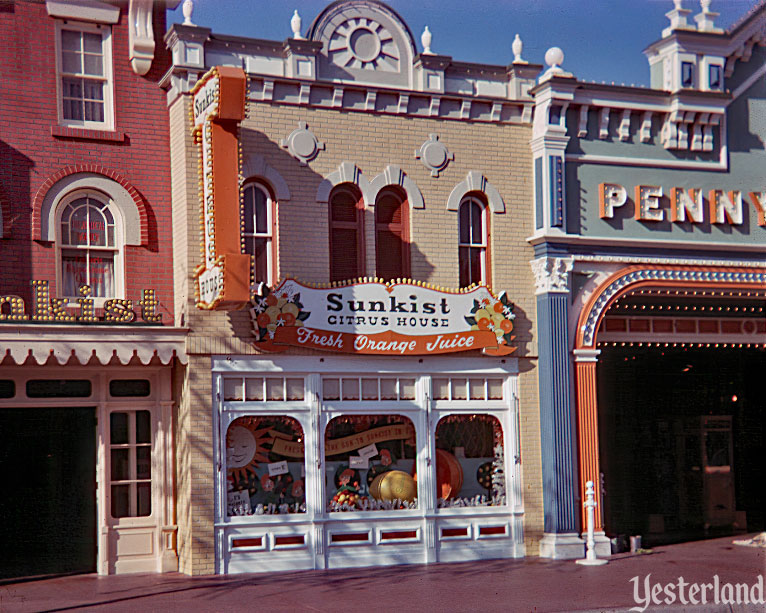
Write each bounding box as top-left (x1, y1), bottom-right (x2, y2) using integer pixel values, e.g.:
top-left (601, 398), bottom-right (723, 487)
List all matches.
top-left (573, 264), bottom-right (766, 534)
top-left (32, 165), bottom-right (150, 246)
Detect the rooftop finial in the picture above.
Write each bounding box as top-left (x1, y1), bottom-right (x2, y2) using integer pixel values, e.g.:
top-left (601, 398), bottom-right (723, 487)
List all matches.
top-left (662, 0), bottom-right (692, 37)
top-left (182, 0), bottom-right (194, 26)
top-left (421, 26), bottom-right (433, 55)
top-left (291, 10), bottom-right (304, 39)
top-left (539, 46), bottom-right (572, 82)
top-left (695, 0), bottom-right (722, 32)
top-left (512, 34), bottom-right (526, 64)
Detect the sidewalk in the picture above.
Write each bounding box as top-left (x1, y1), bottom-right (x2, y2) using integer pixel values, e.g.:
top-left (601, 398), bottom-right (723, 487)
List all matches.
top-left (0, 535), bottom-right (764, 612)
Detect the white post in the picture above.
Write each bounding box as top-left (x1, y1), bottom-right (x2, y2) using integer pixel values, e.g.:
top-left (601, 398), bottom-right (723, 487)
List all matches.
top-left (576, 480), bottom-right (608, 565)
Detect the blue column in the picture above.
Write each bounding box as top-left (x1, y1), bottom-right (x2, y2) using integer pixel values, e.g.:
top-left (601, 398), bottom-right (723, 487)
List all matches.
top-left (537, 290), bottom-right (578, 535)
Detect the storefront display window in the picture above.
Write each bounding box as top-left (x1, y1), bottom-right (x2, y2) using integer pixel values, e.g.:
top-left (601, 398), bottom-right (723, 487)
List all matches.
top-left (435, 414), bottom-right (505, 508)
top-left (226, 416), bottom-right (306, 516)
top-left (324, 415), bottom-right (417, 512)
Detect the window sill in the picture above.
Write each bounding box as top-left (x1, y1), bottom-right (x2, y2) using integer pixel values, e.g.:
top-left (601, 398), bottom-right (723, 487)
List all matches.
top-left (51, 125), bottom-right (126, 143)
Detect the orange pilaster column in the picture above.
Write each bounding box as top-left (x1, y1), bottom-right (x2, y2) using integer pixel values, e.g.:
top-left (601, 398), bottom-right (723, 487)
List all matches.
top-left (574, 349), bottom-right (603, 533)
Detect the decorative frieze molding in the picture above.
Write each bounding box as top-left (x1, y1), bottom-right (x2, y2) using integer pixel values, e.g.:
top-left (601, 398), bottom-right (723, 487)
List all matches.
top-left (530, 257), bottom-right (574, 295)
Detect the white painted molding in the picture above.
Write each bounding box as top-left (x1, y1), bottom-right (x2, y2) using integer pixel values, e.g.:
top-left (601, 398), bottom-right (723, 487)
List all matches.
top-left (530, 256), bottom-right (574, 294)
top-left (0, 326), bottom-right (187, 366)
top-left (46, 0), bottom-right (119, 24)
top-left (369, 165), bottom-right (424, 209)
top-left (315, 162), bottom-right (372, 206)
top-left (446, 171), bottom-right (505, 213)
top-left (128, 0), bottom-right (155, 76)
top-left (40, 174), bottom-right (142, 245)
top-left (564, 152), bottom-right (727, 171)
top-left (240, 153), bottom-right (291, 201)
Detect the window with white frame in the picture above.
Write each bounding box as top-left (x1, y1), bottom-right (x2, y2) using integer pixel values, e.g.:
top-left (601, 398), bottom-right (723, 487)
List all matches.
top-left (242, 182), bottom-right (276, 286)
top-left (58, 191), bottom-right (121, 298)
top-left (110, 410), bottom-right (152, 518)
top-left (57, 23), bottom-right (113, 128)
top-left (458, 195), bottom-right (489, 287)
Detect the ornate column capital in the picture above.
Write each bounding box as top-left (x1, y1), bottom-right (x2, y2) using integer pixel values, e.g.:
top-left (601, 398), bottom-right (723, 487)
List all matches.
top-left (530, 256), bottom-right (574, 295)
top-left (573, 348), bottom-right (601, 363)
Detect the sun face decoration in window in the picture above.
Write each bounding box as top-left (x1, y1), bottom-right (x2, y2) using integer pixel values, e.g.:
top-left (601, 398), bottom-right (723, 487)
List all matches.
top-left (327, 17), bottom-right (399, 72)
top-left (226, 416), bottom-right (306, 516)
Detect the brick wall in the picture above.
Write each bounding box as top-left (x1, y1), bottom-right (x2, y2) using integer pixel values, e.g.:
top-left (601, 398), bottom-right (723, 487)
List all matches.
top-left (0, 1), bottom-right (175, 321)
top-left (171, 93), bottom-right (544, 572)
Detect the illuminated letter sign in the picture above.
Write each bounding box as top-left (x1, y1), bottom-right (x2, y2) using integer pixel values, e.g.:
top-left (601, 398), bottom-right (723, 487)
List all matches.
top-left (191, 66), bottom-right (250, 309)
top-left (250, 279), bottom-right (517, 356)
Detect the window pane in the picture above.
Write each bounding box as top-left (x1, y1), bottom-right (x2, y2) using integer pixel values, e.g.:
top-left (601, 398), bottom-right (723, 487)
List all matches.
top-left (341, 378), bottom-right (359, 400)
top-left (83, 53), bottom-right (103, 76)
top-left (89, 252), bottom-right (114, 297)
top-left (286, 378), bottom-right (304, 401)
top-left (243, 188), bottom-right (255, 234)
top-left (470, 201), bottom-right (483, 244)
top-left (376, 229), bottom-right (403, 281)
top-left (459, 202), bottom-right (470, 244)
top-left (376, 193), bottom-right (402, 225)
top-left (82, 32), bottom-right (102, 54)
top-left (88, 206), bottom-right (108, 246)
top-left (435, 414), bottom-right (505, 507)
top-left (224, 378), bottom-right (243, 401)
top-left (325, 415), bottom-right (416, 512)
top-left (62, 50), bottom-right (80, 73)
top-left (323, 378), bottom-right (340, 400)
top-left (433, 378), bottom-right (449, 400)
top-left (245, 378), bottom-right (264, 401)
top-left (61, 30), bottom-right (81, 52)
top-left (136, 446), bottom-right (151, 480)
top-left (137, 483), bottom-right (152, 517)
top-left (62, 251), bottom-right (87, 296)
top-left (487, 378), bottom-right (504, 400)
top-left (110, 412), bottom-right (129, 444)
top-left (469, 378), bottom-right (485, 400)
top-left (266, 378), bottom-right (284, 401)
top-left (111, 484), bottom-right (130, 518)
top-left (331, 191), bottom-right (358, 222)
top-left (399, 378), bottom-right (416, 400)
top-left (254, 188), bottom-right (268, 234)
top-left (380, 378), bottom-right (397, 400)
top-left (70, 205), bottom-right (88, 245)
top-left (452, 378), bottom-right (467, 400)
top-left (253, 237), bottom-right (269, 283)
top-left (361, 378), bottom-right (379, 400)
top-left (136, 410), bottom-right (151, 444)
top-left (226, 416), bottom-right (306, 516)
top-left (459, 246), bottom-right (470, 288)
top-left (0, 380), bottom-right (15, 399)
top-left (27, 379), bottom-right (91, 398)
top-left (330, 228), bottom-right (359, 282)
top-left (110, 379), bottom-right (151, 398)
top-left (111, 448), bottom-right (130, 481)
top-left (470, 247), bottom-right (484, 285)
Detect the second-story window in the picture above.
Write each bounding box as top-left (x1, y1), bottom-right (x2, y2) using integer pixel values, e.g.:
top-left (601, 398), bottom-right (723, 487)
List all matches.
top-left (458, 195), bottom-right (489, 288)
top-left (375, 188), bottom-right (410, 281)
top-left (329, 185), bottom-right (365, 282)
top-left (59, 192), bottom-right (119, 298)
top-left (57, 23), bottom-right (113, 129)
top-left (243, 183), bottom-right (276, 286)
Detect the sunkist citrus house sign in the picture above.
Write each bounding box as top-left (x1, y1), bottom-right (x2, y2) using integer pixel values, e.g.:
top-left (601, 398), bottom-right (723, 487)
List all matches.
top-left (250, 279), bottom-right (516, 356)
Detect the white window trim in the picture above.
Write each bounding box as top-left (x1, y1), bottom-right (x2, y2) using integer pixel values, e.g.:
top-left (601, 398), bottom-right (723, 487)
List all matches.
top-left (458, 195), bottom-right (488, 285)
top-left (54, 188), bottom-right (126, 306)
top-left (242, 182), bottom-right (276, 287)
top-left (54, 20), bottom-right (115, 131)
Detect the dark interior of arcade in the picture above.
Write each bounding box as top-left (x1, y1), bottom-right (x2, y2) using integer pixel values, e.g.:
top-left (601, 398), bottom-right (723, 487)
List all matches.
top-left (596, 292), bottom-right (765, 548)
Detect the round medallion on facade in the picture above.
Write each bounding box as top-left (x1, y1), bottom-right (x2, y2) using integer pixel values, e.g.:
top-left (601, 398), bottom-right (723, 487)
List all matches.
top-left (415, 134), bottom-right (453, 177)
top-left (281, 122), bottom-right (325, 165)
top-left (328, 17), bottom-right (399, 71)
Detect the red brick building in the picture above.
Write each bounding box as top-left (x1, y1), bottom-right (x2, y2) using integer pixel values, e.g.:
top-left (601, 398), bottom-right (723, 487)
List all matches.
top-left (0, 0), bottom-right (185, 578)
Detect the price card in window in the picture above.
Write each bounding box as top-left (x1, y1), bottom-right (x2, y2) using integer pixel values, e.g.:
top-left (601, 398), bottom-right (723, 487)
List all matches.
top-left (227, 490), bottom-right (250, 514)
top-left (268, 460), bottom-right (289, 476)
top-left (349, 455), bottom-right (369, 469)
top-left (358, 443), bottom-right (378, 459)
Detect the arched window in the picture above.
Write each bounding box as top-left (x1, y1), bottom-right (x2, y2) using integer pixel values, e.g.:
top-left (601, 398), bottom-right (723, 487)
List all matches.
top-left (458, 195), bottom-right (489, 287)
top-left (329, 185), bottom-right (364, 282)
top-left (375, 188), bottom-right (410, 281)
top-left (58, 191), bottom-right (119, 298)
top-left (242, 182), bottom-right (276, 285)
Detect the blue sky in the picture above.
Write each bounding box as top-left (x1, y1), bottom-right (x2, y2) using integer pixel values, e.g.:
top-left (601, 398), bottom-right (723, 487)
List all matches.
top-left (169, 1), bottom-right (759, 87)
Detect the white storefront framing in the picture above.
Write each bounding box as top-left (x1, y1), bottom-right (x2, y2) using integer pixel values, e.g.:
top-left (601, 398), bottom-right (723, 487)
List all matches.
top-left (0, 364), bottom-right (178, 574)
top-left (212, 355), bottom-right (525, 574)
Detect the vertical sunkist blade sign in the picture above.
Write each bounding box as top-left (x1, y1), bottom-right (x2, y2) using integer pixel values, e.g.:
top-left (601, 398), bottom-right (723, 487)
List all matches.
top-left (191, 66), bottom-right (251, 309)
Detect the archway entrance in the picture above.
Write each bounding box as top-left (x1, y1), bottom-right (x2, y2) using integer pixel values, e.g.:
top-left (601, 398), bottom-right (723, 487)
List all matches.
top-left (574, 265), bottom-right (765, 545)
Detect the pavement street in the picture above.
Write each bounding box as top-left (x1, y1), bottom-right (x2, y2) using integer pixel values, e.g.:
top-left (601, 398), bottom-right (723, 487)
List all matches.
top-left (0, 535), bottom-right (764, 613)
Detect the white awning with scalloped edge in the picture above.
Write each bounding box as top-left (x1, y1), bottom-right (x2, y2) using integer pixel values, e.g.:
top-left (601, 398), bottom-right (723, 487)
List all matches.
top-left (0, 325), bottom-right (188, 366)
